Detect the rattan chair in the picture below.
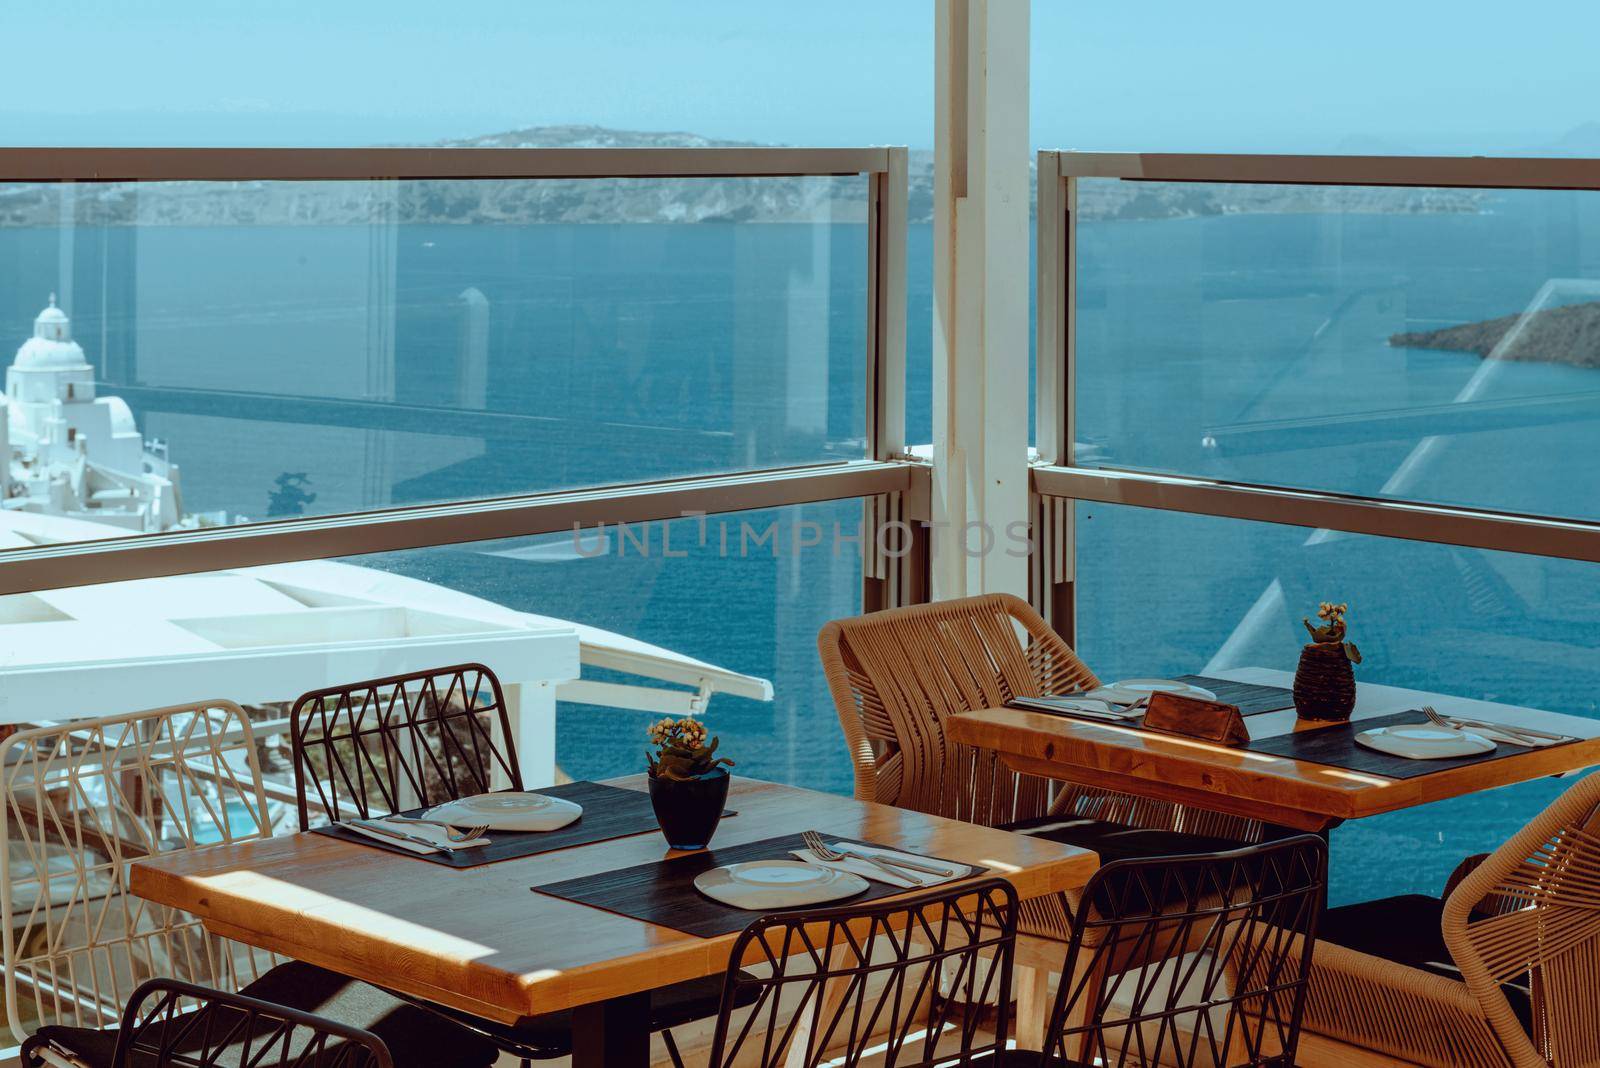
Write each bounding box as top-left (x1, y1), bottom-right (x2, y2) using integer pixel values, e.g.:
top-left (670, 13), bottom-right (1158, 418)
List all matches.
top-left (289, 663), bottom-right (750, 1066)
top-left (1041, 835), bottom-right (1326, 1068)
top-left (818, 594), bottom-right (1265, 1038)
top-left (4, 703), bottom-right (499, 1068)
top-left (702, 878), bottom-right (1020, 1068)
top-left (0, 703), bottom-right (277, 1047)
top-left (1304, 769), bottom-right (1600, 1067)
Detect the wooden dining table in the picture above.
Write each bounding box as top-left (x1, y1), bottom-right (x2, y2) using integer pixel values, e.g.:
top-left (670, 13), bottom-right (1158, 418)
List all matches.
top-left (129, 774), bottom-right (1098, 1068)
top-left (946, 667), bottom-right (1600, 832)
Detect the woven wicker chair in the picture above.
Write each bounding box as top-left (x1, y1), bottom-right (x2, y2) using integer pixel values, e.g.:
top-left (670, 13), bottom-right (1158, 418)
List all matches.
top-left (0, 703), bottom-right (278, 1047)
top-left (818, 594), bottom-right (1263, 1041)
top-left (1304, 769), bottom-right (1600, 1067)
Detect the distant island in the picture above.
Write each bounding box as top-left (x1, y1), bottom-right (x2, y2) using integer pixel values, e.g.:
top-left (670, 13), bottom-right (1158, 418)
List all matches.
top-left (0, 124), bottom-right (1487, 227)
top-left (1391, 301), bottom-right (1600, 368)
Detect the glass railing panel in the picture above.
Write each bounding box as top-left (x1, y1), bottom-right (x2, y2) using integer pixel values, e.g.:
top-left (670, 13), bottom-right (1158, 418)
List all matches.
top-left (0, 498), bottom-right (861, 823)
top-left (346, 499), bottom-right (862, 791)
top-left (1072, 179), bottom-right (1600, 520)
top-left (0, 175), bottom-right (867, 538)
top-left (1073, 498), bottom-right (1599, 903)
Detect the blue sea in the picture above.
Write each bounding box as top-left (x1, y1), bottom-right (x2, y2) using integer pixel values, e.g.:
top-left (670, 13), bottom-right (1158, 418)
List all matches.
top-left (2, 188), bottom-right (1597, 905)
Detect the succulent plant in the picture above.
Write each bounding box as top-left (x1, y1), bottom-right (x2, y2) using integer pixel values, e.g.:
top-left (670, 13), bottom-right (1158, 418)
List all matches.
top-left (1303, 601), bottom-right (1362, 663)
top-left (645, 717), bottom-right (735, 781)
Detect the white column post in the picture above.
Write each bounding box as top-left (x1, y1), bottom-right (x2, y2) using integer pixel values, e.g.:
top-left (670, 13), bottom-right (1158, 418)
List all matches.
top-left (932, 0), bottom-right (1031, 600)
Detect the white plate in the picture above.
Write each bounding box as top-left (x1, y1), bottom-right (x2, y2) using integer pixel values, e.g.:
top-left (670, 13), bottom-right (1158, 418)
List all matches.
top-left (1095, 679), bottom-right (1218, 705)
top-left (1355, 724), bottom-right (1496, 760)
top-left (694, 860), bottom-right (869, 909)
top-left (424, 792), bottom-right (582, 832)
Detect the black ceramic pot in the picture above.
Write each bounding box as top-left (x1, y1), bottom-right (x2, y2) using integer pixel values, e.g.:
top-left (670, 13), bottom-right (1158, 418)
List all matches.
top-left (648, 768), bottom-right (730, 850)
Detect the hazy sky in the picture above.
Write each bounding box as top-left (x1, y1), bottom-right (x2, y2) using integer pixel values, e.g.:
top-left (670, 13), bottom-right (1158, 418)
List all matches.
top-left (1, 0), bottom-right (1594, 153)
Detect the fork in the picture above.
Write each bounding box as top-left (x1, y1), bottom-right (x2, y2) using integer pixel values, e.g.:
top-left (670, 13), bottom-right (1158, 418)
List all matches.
top-left (1422, 705), bottom-right (1556, 746)
top-left (802, 831), bottom-right (946, 883)
top-left (384, 816), bottom-right (491, 843)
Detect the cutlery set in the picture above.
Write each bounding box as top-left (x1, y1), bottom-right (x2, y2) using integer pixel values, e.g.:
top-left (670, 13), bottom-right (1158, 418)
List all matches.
top-left (339, 812), bottom-right (962, 887)
top-left (342, 812), bottom-right (490, 854)
top-left (1422, 705), bottom-right (1572, 747)
top-left (799, 829), bottom-right (959, 886)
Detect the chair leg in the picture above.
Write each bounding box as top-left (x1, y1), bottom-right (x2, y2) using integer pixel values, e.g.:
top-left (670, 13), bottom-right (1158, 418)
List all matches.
top-left (661, 1029), bottom-right (686, 1068)
top-left (1014, 965), bottom-right (1051, 1051)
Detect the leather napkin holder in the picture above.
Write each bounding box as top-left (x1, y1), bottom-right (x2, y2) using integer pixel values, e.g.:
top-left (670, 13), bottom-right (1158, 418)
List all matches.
top-left (1143, 691), bottom-right (1249, 746)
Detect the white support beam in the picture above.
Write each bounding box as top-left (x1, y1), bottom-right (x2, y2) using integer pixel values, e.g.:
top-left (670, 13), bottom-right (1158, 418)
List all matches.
top-left (932, 0), bottom-right (1031, 599)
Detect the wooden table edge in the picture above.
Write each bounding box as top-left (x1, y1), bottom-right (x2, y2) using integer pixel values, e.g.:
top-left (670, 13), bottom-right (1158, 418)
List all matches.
top-left (948, 706), bottom-right (1600, 832)
top-left (128, 783), bottom-right (1100, 1019)
top-left (179, 851), bottom-right (1098, 1020)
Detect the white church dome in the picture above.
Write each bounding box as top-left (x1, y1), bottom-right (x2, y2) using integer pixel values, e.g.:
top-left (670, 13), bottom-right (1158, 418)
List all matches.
top-left (104, 395), bottom-right (137, 436)
top-left (14, 295), bottom-right (89, 371)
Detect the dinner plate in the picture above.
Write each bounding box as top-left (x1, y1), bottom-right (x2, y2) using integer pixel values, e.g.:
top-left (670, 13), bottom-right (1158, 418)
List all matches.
top-left (694, 860), bottom-right (869, 909)
top-left (1355, 724), bottom-right (1496, 760)
top-left (424, 792), bottom-right (582, 832)
top-left (1095, 678), bottom-right (1219, 705)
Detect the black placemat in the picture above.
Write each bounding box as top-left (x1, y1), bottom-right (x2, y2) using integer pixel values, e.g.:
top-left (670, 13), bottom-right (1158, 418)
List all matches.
top-left (531, 832), bottom-right (988, 938)
top-left (313, 781), bottom-right (667, 868)
top-left (1244, 710), bottom-right (1577, 779)
top-left (1006, 677), bottom-right (1295, 728)
top-left (1175, 675), bottom-right (1296, 716)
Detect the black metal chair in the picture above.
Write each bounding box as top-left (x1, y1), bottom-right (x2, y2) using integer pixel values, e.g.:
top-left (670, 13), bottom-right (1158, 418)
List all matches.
top-left (289, 662), bottom-right (523, 828)
top-left (702, 877), bottom-right (1020, 1068)
top-left (23, 974), bottom-right (496, 1068)
top-left (289, 663), bottom-right (748, 1065)
top-left (1040, 834), bottom-right (1327, 1068)
top-left (110, 979), bottom-right (393, 1068)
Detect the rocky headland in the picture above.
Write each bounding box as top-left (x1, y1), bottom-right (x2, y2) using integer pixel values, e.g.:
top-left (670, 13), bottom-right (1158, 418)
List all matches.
top-left (1390, 301), bottom-right (1600, 368)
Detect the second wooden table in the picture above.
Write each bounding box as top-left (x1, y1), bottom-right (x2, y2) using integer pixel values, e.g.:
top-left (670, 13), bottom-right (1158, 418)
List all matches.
top-left (947, 668), bottom-right (1600, 831)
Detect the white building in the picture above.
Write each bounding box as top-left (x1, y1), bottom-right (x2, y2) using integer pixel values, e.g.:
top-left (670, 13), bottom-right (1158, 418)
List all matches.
top-left (2, 296), bottom-right (186, 531)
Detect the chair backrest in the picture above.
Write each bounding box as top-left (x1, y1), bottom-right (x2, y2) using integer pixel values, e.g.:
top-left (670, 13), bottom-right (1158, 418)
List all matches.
top-left (1443, 769), bottom-right (1600, 1068)
top-left (0, 703), bottom-right (276, 1045)
top-left (111, 978), bottom-right (395, 1068)
top-left (289, 663), bottom-right (519, 829)
top-left (817, 593), bottom-right (1098, 827)
top-left (1046, 835), bottom-right (1326, 1068)
top-left (707, 878), bottom-right (1018, 1068)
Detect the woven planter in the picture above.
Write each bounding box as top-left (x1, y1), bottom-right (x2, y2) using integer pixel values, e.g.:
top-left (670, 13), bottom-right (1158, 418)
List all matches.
top-left (1293, 642), bottom-right (1356, 722)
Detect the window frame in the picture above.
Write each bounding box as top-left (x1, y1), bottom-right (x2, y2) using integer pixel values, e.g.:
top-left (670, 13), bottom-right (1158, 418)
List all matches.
top-left (1032, 150), bottom-right (1600, 638)
top-left (0, 146), bottom-right (928, 603)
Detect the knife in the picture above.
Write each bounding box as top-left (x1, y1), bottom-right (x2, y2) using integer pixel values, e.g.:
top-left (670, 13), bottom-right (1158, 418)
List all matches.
top-left (857, 850), bottom-right (959, 878)
top-left (1448, 717), bottom-right (1568, 743)
top-left (348, 819), bottom-right (448, 853)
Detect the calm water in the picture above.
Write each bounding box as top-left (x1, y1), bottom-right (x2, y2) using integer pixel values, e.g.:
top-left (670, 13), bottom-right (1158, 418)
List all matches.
top-left (4, 191), bottom-right (1598, 904)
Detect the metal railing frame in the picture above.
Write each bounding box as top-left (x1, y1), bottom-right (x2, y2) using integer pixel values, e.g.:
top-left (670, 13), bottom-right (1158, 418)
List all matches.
top-left (0, 146), bottom-right (926, 600)
top-left (1033, 149), bottom-right (1600, 641)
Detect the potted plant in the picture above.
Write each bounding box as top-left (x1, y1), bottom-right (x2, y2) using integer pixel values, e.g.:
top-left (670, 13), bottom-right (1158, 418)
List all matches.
top-left (645, 717), bottom-right (734, 850)
top-left (1294, 601), bottom-right (1363, 721)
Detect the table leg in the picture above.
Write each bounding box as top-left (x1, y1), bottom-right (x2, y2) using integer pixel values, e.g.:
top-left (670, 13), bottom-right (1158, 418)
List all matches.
top-left (571, 991), bottom-right (652, 1068)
